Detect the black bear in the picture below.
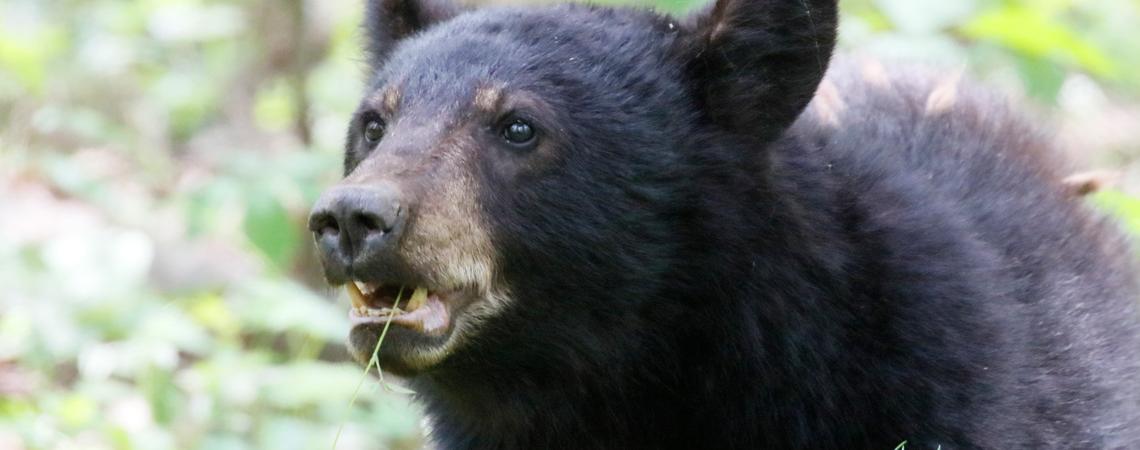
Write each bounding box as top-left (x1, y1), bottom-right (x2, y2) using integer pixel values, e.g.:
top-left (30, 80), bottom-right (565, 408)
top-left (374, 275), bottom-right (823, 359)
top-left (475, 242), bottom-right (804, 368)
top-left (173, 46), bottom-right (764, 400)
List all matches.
top-left (306, 0), bottom-right (1140, 447)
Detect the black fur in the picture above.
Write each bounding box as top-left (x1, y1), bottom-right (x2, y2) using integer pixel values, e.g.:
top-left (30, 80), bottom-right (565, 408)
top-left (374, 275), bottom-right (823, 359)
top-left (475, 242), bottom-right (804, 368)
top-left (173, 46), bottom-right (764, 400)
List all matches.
top-left (682, 0), bottom-right (837, 142)
top-left (364, 0), bottom-right (460, 66)
top-left (353, 0), bottom-right (1140, 447)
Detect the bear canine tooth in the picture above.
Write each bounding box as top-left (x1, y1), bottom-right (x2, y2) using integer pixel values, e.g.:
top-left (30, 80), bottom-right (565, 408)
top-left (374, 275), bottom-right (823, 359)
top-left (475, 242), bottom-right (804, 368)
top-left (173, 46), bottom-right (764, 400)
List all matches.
top-left (355, 281), bottom-right (381, 295)
top-left (407, 286), bottom-right (429, 311)
top-left (346, 282), bottom-right (368, 309)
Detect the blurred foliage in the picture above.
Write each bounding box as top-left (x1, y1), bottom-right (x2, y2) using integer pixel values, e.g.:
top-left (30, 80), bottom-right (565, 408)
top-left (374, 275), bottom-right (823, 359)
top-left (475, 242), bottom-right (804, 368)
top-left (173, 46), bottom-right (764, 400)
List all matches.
top-left (834, 0), bottom-right (1140, 101)
top-left (1092, 189), bottom-right (1140, 236)
top-left (0, 0), bottom-right (1138, 449)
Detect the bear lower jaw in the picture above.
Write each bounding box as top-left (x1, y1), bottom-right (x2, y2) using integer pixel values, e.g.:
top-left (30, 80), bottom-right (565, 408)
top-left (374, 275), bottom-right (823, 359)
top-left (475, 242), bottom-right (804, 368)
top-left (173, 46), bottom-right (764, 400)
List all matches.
top-left (346, 313), bottom-right (461, 375)
top-left (344, 282), bottom-right (493, 373)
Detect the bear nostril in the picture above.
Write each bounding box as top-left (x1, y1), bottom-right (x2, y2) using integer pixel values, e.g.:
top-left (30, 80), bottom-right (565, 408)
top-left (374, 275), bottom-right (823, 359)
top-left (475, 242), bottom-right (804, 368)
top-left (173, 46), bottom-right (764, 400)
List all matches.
top-left (308, 212), bottom-right (340, 237)
top-left (353, 212), bottom-right (391, 234)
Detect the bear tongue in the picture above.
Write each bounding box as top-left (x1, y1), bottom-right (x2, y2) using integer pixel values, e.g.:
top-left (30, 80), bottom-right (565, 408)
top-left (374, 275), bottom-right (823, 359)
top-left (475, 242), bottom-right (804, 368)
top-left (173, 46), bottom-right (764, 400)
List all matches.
top-left (396, 294), bottom-right (449, 335)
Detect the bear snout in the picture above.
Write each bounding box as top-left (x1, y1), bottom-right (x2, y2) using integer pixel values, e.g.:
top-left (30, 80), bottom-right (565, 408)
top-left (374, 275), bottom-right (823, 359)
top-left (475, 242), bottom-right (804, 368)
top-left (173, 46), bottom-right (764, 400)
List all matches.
top-left (308, 182), bottom-right (407, 282)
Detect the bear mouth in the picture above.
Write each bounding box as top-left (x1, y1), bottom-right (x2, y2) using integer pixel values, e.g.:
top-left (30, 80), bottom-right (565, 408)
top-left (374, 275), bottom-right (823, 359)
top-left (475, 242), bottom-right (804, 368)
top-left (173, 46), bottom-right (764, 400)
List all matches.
top-left (345, 281), bottom-right (452, 336)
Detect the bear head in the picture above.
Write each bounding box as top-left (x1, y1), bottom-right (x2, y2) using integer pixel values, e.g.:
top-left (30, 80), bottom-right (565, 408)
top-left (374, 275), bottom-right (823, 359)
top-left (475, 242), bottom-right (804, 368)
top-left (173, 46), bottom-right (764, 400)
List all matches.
top-left (308, 0), bottom-right (837, 377)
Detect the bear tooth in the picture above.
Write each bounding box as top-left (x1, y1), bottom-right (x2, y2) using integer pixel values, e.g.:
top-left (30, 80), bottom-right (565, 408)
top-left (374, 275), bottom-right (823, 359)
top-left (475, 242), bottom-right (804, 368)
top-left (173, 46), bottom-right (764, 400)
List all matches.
top-left (355, 281), bottom-right (380, 295)
top-left (407, 286), bottom-right (429, 311)
top-left (346, 282), bottom-right (368, 309)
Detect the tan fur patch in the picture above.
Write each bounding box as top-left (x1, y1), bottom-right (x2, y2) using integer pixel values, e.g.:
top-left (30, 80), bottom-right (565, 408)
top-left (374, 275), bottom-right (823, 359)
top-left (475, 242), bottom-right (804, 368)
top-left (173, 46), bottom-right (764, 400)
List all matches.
top-left (1062, 170), bottom-right (1118, 197)
top-left (406, 163), bottom-right (495, 292)
top-left (382, 86), bottom-right (401, 113)
top-left (812, 80), bottom-right (846, 128)
top-left (405, 289), bottom-right (514, 371)
top-left (473, 85), bottom-right (503, 113)
top-left (709, 21), bottom-right (729, 43)
top-left (925, 71), bottom-right (963, 116)
top-left (397, 140), bottom-right (502, 369)
top-left (860, 59), bottom-right (891, 89)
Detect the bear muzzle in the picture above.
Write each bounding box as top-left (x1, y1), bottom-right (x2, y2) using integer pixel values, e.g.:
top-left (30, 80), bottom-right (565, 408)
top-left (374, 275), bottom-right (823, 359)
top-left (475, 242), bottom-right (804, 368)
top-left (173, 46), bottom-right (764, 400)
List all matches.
top-left (308, 180), bottom-right (471, 343)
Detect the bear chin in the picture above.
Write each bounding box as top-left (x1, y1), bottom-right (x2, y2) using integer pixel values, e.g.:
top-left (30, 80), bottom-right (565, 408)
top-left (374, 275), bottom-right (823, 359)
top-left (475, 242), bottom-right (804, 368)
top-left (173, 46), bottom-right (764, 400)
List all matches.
top-left (348, 323), bottom-right (455, 376)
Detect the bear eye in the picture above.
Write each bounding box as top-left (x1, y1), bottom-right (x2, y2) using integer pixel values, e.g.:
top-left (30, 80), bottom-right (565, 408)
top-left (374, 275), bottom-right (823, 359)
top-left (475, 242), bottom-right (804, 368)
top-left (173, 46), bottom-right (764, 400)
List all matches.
top-left (501, 119), bottom-right (537, 147)
top-left (363, 119), bottom-right (385, 144)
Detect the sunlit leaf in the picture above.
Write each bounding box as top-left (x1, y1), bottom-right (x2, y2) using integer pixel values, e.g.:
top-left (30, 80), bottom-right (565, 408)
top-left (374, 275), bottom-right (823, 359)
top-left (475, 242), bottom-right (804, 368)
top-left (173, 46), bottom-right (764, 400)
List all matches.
top-left (961, 6), bottom-right (1117, 77)
top-left (1090, 189), bottom-right (1140, 238)
top-left (187, 293), bottom-right (241, 340)
top-left (0, 24), bottom-right (66, 93)
top-left (872, 0), bottom-right (977, 33)
top-left (56, 394), bottom-right (98, 429)
top-left (254, 79), bottom-right (299, 132)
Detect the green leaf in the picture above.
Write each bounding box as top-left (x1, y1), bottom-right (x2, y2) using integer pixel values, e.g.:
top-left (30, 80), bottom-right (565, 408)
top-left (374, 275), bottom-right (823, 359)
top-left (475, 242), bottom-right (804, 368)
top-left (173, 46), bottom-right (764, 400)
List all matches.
top-left (961, 6), bottom-right (1117, 77)
top-left (243, 190), bottom-right (301, 271)
top-left (254, 78), bottom-right (298, 132)
top-left (872, 0), bottom-right (977, 33)
top-left (57, 394), bottom-right (98, 429)
top-left (229, 280), bottom-right (344, 341)
top-left (1090, 189), bottom-right (1140, 238)
top-left (0, 24), bottom-right (67, 94)
top-left (1015, 54), bottom-right (1067, 102)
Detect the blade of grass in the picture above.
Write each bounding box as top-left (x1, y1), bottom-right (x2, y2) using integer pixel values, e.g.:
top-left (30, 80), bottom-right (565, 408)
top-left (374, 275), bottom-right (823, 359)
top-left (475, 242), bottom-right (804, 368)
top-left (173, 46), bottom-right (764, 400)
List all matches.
top-left (332, 286), bottom-right (407, 450)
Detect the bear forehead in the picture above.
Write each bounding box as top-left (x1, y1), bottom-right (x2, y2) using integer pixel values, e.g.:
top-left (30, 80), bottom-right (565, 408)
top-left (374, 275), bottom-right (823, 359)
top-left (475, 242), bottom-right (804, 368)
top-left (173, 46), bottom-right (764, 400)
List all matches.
top-left (375, 5), bottom-right (680, 94)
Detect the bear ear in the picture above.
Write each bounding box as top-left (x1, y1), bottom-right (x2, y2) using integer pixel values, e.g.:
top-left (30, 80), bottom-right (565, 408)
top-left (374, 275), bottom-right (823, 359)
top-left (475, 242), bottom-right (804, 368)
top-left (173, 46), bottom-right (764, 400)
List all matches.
top-left (365, 0), bottom-right (461, 67)
top-left (680, 0), bottom-right (837, 143)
